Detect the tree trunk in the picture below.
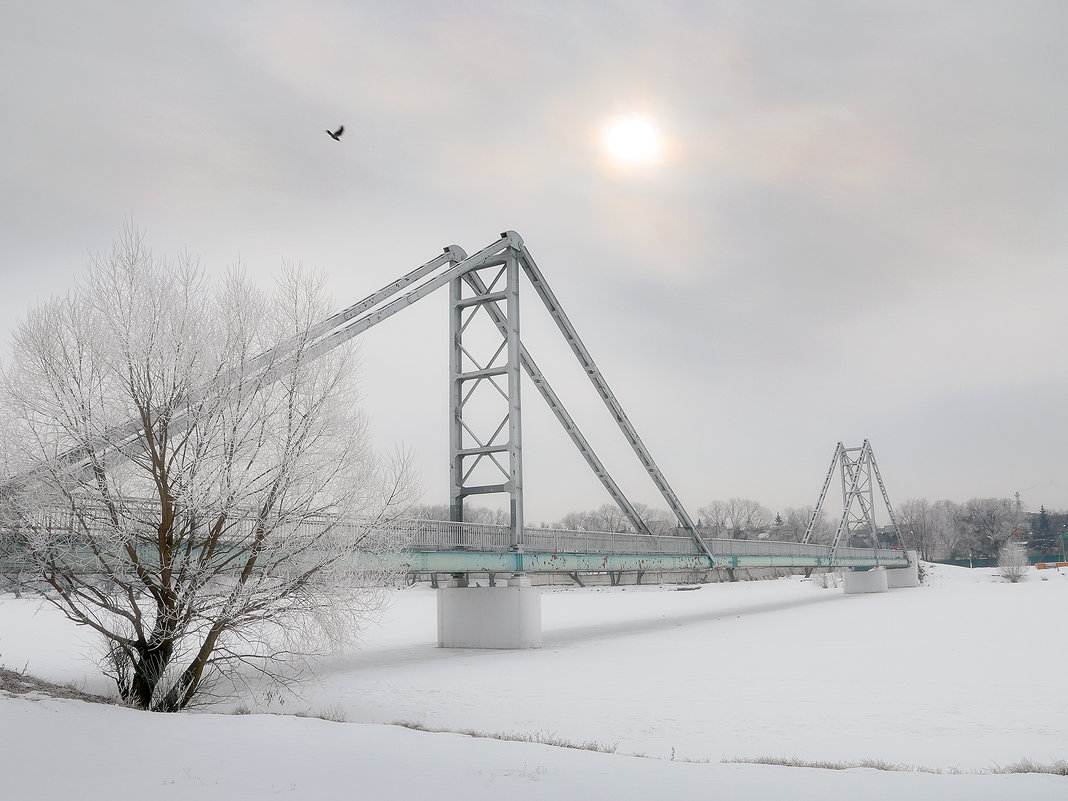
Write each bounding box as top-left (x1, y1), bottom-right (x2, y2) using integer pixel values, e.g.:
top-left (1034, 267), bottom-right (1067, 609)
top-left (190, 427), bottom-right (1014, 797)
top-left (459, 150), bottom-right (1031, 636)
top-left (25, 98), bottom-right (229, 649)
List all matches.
top-left (129, 637), bottom-right (175, 710)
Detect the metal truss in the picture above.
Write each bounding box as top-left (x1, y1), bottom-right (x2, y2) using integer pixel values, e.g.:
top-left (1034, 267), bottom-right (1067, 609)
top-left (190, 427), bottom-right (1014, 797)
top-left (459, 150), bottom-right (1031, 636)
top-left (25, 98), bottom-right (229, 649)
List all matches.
top-left (454, 264), bottom-right (654, 540)
top-left (0, 246), bottom-right (469, 494)
top-left (802, 439), bottom-right (905, 561)
top-left (449, 252), bottom-right (524, 545)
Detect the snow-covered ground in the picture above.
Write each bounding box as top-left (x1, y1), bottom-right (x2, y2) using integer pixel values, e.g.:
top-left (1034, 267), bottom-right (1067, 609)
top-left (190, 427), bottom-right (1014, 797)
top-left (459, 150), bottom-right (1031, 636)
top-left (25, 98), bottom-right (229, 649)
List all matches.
top-left (2, 564), bottom-right (1067, 799)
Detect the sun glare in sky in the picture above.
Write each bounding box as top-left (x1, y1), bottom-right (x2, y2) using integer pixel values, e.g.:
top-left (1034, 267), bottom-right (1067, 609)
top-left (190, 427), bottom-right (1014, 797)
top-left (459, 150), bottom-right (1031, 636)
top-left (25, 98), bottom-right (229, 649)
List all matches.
top-left (602, 115), bottom-right (662, 164)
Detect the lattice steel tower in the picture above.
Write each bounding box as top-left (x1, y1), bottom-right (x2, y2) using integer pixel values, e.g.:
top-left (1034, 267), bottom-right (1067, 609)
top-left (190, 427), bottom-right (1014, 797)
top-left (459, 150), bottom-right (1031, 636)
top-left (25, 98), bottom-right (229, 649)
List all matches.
top-left (803, 440), bottom-right (905, 559)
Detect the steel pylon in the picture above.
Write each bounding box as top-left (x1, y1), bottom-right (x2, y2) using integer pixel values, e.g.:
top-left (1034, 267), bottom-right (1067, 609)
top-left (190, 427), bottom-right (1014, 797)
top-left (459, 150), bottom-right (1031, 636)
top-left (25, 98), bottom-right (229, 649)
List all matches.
top-left (802, 439), bottom-right (905, 560)
top-left (442, 231), bottom-right (708, 557)
top-left (449, 249), bottom-right (525, 545)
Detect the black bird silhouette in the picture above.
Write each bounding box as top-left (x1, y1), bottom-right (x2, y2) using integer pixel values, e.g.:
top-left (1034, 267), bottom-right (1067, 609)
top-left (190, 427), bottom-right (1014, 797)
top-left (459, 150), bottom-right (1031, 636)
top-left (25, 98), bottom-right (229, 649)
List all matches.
top-left (325, 125), bottom-right (344, 141)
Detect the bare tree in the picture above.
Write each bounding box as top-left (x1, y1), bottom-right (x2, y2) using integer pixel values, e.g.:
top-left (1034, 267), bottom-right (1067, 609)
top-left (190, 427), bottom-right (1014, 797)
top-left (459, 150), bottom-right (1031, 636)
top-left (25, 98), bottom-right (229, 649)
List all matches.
top-left (698, 498), bottom-right (773, 539)
top-left (997, 540), bottom-right (1029, 583)
top-left (776, 506), bottom-right (832, 544)
top-left (406, 503), bottom-right (508, 525)
top-left (730, 498), bottom-right (773, 538)
top-left (553, 504), bottom-right (635, 533)
top-left (592, 503), bottom-right (630, 533)
top-left (956, 498), bottom-right (1019, 559)
top-left (463, 506), bottom-right (510, 526)
top-left (555, 510), bottom-right (596, 531)
top-left (697, 500), bottom-right (730, 538)
top-left (897, 498), bottom-right (936, 560)
top-left (930, 499), bottom-right (964, 560)
top-left (631, 502), bottom-right (677, 536)
top-left (406, 503), bottom-right (451, 521)
top-left (0, 228), bottom-right (415, 711)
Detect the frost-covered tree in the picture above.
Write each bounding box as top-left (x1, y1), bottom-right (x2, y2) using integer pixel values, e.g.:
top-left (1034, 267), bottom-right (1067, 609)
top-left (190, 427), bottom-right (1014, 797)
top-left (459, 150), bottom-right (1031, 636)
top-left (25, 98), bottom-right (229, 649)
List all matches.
top-left (631, 502), bottom-right (676, 536)
top-left (697, 498), bottom-right (773, 539)
top-left (929, 499), bottom-right (964, 560)
top-left (776, 506), bottom-right (832, 545)
top-left (554, 504), bottom-right (635, 533)
top-left (897, 498), bottom-right (937, 561)
top-left (997, 540), bottom-right (1029, 583)
top-left (956, 497), bottom-right (1022, 559)
top-left (0, 228), bottom-right (414, 711)
top-left (406, 504), bottom-right (508, 525)
top-left (697, 500), bottom-right (730, 538)
top-left (592, 503), bottom-right (631, 533)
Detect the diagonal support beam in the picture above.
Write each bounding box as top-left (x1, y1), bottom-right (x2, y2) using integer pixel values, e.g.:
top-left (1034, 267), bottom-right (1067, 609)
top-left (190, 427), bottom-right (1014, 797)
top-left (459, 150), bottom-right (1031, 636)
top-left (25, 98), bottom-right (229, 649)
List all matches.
top-left (803, 442), bottom-right (843, 544)
top-left (458, 269), bottom-right (653, 537)
top-left (5, 246), bottom-right (471, 493)
top-left (507, 233), bottom-right (707, 556)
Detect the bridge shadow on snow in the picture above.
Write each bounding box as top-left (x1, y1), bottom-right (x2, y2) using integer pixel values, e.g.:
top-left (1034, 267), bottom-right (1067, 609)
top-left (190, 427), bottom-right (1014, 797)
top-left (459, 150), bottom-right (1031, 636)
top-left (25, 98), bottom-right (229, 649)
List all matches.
top-left (541, 591), bottom-right (844, 647)
top-left (319, 590), bottom-right (846, 675)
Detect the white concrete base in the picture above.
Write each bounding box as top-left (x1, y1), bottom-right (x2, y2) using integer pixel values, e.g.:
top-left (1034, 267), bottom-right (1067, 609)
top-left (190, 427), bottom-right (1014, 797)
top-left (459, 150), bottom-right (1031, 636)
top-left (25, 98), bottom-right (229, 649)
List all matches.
top-left (886, 551), bottom-right (921, 588)
top-left (843, 567), bottom-right (888, 594)
top-left (437, 581), bottom-right (542, 649)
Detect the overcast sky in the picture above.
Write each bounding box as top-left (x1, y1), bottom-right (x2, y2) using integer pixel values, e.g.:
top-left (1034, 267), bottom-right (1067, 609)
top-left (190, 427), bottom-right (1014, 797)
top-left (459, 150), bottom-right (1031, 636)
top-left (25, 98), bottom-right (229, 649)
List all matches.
top-left (2, 1), bottom-right (1066, 523)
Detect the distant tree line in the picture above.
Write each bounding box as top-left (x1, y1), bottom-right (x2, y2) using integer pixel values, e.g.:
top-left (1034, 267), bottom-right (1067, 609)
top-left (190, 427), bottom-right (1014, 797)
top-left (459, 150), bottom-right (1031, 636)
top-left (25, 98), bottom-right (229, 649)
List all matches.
top-left (897, 498), bottom-right (1065, 562)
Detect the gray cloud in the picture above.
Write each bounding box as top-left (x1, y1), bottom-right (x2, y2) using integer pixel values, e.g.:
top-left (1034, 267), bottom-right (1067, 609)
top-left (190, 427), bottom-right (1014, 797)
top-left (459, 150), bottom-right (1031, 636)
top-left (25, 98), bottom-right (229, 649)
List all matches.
top-left (2, 0), bottom-right (1066, 519)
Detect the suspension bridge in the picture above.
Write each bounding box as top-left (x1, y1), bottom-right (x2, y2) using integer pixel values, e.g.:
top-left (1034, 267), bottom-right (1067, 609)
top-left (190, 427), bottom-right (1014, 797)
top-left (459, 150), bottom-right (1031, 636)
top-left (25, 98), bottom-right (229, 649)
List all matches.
top-left (1, 231), bottom-right (919, 648)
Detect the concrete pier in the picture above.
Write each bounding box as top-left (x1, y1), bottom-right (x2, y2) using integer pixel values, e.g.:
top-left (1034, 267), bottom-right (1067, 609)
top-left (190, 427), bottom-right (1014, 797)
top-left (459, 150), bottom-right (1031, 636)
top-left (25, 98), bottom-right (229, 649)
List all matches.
top-left (886, 551), bottom-right (921, 588)
top-left (843, 566), bottom-right (889, 594)
top-left (437, 576), bottom-right (542, 649)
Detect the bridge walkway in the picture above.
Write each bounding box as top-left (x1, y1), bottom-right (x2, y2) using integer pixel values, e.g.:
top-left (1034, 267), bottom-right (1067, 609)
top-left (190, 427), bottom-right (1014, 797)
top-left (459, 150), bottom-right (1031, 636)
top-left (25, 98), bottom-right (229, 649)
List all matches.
top-left (0, 516), bottom-right (909, 577)
top-left (391, 519), bottom-right (909, 575)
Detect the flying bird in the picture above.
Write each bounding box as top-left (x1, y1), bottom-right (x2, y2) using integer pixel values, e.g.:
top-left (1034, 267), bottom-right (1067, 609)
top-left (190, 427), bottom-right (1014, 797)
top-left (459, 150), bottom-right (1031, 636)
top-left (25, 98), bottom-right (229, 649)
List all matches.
top-left (325, 125), bottom-right (344, 141)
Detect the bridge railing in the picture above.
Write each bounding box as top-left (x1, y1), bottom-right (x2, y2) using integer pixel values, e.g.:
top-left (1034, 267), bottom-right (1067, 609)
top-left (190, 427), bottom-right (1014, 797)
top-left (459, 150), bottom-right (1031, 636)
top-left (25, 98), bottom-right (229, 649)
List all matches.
top-left (386, 521), bottom-right (700, 556)
top-left (3, 513), bottom-right (909, 569)
top-left (835, 545), bottom-right (905, 562)
top-left (703, 538), bottom-right (831, 560)
top-left (389, 520), bottom-right (908, 565)
top-left (523, 528), bottom-right (698, 556)
top-left (388, 519), bottom-right (512, 551)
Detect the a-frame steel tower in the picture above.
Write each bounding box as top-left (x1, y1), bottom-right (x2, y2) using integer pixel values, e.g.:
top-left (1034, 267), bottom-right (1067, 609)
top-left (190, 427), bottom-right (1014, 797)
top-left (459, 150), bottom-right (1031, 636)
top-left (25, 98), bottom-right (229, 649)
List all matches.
top-left (802, 440), bottom-right (905, 559)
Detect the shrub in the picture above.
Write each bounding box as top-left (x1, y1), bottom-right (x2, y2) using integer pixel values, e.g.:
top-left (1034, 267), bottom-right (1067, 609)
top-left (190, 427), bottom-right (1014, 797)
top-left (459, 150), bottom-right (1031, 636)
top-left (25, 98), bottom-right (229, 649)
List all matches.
top-left (997, 541), bottom-right (1029, 583)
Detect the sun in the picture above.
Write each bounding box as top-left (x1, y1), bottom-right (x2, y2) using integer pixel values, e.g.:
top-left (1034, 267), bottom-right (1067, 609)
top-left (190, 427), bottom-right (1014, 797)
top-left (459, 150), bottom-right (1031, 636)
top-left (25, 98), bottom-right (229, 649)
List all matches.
top-left (602, 115), bottom-right (662, 164)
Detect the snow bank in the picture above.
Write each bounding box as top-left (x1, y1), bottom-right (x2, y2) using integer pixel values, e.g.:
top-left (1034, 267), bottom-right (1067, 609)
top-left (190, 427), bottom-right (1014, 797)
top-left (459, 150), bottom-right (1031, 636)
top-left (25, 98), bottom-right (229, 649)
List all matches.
top-left (3, 696), bottom-right (1065, 801)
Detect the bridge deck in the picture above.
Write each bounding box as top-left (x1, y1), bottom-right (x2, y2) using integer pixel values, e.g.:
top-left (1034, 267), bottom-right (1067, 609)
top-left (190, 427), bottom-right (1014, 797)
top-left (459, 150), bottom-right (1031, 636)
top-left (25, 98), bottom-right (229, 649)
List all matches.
top-left (393, 520), bottom-right (909, 574)
top-left (1, 518), bottom-right (909, 576)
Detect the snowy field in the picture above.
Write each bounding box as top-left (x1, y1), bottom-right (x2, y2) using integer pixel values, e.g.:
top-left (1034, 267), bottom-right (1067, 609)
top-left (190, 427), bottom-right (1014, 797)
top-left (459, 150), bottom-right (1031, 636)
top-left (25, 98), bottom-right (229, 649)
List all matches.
top-left (2, 564), bottom-right (1067, 799)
